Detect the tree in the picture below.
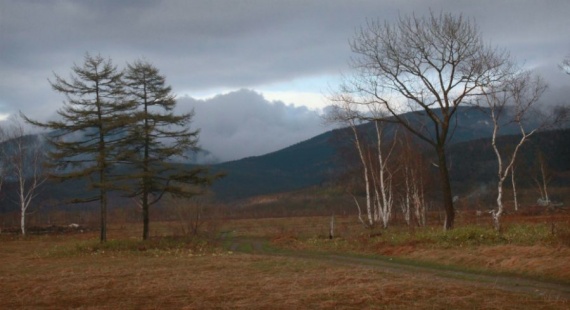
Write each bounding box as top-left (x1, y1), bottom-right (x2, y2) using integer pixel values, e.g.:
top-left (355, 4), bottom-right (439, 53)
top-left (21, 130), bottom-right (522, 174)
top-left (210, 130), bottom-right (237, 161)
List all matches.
top-left (477, 71), bottom-right (547, 231)
top-left (397, 132), bottom-right (429, 227)
top-left (23, 53), bottom-right (134, 242)
top-left (0, 117), bottom-right (47, 235)
top-left (339, 12), bottom-right (511, 230)
top-left (533, 150), bottom-right (553, 207)
top-left (325, 98), bottom-right (396, 229)
top-left (122, 59), bottom-right (214, 240)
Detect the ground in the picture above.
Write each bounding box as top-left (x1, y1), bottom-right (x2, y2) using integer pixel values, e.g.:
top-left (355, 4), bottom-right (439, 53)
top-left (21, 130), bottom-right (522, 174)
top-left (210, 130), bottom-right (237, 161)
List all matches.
top-left (0, 214), bottom-right (569, 309)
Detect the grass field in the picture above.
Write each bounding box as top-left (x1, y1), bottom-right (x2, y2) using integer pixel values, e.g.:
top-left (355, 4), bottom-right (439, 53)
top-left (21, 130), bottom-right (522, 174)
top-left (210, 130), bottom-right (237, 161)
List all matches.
top-left (1, 211), bottom-right (569, 309)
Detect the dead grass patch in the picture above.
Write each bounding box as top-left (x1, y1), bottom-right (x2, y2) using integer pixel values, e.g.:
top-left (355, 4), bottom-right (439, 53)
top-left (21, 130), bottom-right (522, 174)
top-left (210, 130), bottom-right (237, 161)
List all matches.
top-left (399, 245), bottom-right (570, 280)
top-left (1, 234), bottom-right (567, 309)
top-left (263, 216), bottom-right (570, 282)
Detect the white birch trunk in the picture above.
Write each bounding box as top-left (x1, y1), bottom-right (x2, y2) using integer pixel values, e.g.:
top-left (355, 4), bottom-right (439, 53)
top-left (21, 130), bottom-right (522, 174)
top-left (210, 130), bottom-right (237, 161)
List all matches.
top-left (351, 124), bottom-right (374, 228)
top-left (373, 121), bottom-right (394, 229)
top-left (489, 115), bottom-right (527, 231)
top-left (511, 166), bottom-right (519, 211)
top-left (400, 165), bottom-right (411, 226)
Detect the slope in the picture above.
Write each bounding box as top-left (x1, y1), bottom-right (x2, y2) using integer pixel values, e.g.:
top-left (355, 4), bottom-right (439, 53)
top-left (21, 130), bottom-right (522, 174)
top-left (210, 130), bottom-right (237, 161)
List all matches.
top-left (209, 106), bottom-right (551, 200)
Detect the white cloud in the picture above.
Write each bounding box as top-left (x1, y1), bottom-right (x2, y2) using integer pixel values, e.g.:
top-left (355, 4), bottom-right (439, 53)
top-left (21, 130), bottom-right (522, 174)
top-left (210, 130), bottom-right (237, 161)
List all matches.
top-left (178, 89), bottom-right (330, 162)
top-left (260, 91), bottom-right (328, 111)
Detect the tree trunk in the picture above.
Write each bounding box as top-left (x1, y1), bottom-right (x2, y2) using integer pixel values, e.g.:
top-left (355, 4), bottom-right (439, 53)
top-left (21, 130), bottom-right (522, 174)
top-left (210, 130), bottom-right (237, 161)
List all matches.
top-left (511, 166), bottom-right (519, 211)
top-left (142, 96), bottom-right (151, 241)
top-left (493, 181), bottom-right (504, 232)
top-left (19, 178), bottom-right (26, 235)
top-left (20, 206), bottom-right (26, 236)
top-left (100, 188), bottom-right (107, 242)
top-left (142, 190), bottom-right (149, 240)
top-left (329, 214), bottom-right (335, 239)
top-left (436, 146), bottom-right (454, 230)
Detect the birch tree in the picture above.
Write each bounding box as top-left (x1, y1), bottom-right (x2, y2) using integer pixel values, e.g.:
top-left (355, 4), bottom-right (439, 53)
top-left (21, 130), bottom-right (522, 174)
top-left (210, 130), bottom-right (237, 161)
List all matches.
top-left (341, 12), bottom-right (511, 230)
top-left (533, 151), bottom-right (552, 207)
top-left (1, 118), bottom-right (47, 235)
top-left (477, 71), bottom-right (547, 231)
top-left (398, 133), bottom-right (428, 227)
top-left (326, 98), bottom-right (396, 229)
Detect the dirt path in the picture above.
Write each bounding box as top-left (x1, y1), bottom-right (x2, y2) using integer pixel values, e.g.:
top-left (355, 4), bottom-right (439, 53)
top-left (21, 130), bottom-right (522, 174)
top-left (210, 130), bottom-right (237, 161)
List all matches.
top-left (225, 236), bottom-right (570, 301)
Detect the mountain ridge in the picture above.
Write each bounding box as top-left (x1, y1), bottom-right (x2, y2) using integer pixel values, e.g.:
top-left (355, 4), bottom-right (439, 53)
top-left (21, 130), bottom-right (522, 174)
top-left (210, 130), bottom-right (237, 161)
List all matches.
top-left (209, 106), bottom-right (559, 200)
top-left (0, 106), bottom-right (566, 209)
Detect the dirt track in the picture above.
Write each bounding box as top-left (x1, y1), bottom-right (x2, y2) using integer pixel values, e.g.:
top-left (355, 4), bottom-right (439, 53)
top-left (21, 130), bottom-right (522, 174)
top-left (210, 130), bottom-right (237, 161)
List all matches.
top-left (226, 237), bottom-right (570, 302)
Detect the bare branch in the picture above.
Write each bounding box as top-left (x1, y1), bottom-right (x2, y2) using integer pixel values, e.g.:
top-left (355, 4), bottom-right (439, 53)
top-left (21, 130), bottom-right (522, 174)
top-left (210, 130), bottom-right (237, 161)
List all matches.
top-left (334, 12), bottom-right (513, 230)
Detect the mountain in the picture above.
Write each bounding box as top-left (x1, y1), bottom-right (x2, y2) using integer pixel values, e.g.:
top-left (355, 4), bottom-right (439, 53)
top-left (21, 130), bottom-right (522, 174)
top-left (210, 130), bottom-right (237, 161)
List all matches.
top-left (209, 106), bottom-right (559, 200)
top-left (210, 128), bottom-right (338, 200)
top-left (1, 106), bottom-right (566, 208)
top-left (448, 128), bottom-right (570, 189)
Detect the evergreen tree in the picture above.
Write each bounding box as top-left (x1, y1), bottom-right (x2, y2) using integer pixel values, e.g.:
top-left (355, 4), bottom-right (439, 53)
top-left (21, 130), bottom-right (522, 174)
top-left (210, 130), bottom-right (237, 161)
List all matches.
top-left (23, 53), bottom-right (134, 242)
top-left (123, 59), bottom-right (213, 240)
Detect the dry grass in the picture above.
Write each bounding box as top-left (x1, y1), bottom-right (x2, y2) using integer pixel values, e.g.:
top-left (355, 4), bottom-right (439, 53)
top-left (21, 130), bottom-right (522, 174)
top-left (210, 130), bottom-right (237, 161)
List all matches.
top-left (0, 234), bottom-right (567, 309)
top-left (231, 215), bottom-right (570, 282)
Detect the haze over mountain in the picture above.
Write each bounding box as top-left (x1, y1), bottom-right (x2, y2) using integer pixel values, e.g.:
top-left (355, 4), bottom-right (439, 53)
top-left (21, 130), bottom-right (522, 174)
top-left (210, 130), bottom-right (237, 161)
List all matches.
top-left (177, 89), bottom-right (331, 163)
top-left (209, 106), bottom-right (570, 200)
top-left (0, 106), bottom-right (568, 210)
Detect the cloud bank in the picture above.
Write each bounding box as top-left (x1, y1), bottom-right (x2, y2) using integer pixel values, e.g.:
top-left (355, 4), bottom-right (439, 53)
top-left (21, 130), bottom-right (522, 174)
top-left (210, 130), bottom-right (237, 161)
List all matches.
top-left (179, 89), bottom-right (329, 162)
top-left (3, 0), bottom-right (570, 122)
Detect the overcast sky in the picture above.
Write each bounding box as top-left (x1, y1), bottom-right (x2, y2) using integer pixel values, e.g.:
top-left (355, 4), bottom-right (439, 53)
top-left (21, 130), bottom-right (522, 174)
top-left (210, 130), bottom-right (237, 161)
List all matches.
top-left (1, 0), bottom-right (569, 162)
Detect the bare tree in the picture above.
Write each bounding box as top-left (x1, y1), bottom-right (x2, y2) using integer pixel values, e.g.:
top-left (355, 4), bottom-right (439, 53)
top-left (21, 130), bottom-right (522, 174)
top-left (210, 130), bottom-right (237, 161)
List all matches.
top-left (1, 117), bottom-right (47, 235)
top-left (341, 12), bottom-right (511, 230)
top-left (397, 133), bottom-right (428, 227)
top-left (477, 71), bottom-right (547, 231)
top-left (326, 98), bottom-right (396, 229)
top-left (533, 151), bottom-right (553, 207)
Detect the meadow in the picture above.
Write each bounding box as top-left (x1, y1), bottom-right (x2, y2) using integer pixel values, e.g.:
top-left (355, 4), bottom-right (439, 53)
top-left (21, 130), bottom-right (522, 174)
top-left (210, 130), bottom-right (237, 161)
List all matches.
top-left (1, 207), bottom-right (569, 309)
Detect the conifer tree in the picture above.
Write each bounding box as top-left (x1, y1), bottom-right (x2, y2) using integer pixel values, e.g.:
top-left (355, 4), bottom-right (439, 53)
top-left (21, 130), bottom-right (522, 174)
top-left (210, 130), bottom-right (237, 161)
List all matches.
top-left (23, 53), bottom-right (134, 242)
top-left (123, 59), bottom-right (212, 240)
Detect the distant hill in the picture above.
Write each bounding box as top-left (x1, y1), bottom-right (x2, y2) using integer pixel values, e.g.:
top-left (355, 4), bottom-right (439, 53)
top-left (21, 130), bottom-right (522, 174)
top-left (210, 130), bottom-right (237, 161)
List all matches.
top-left (210, 128), bottom-right (338, 200)
top-left (1, 106), bottom-right (566, 209)
top-left (448, 128), bottom-right (570, 190)
top-left (209, 106), bottom-right (560, 200)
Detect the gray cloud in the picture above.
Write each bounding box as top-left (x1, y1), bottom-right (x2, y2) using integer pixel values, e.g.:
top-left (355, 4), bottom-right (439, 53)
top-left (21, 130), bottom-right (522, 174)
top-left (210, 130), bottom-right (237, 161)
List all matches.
top-left (1, 0), bottom-right (569, 155)
top-left (179, 89), bottom-right (329, 162)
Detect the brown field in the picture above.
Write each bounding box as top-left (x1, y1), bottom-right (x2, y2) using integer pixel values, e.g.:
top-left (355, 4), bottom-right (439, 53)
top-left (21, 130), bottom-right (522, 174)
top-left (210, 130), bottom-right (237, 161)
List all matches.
top-left (1, 210), bottom-right (569, 309)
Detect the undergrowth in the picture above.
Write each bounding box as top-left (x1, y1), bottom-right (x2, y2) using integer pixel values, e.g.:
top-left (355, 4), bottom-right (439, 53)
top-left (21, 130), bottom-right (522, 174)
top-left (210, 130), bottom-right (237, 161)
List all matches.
top-left (285, 223), bottom-right (568, 252)
top-left (46, 236), bottom-right (221, 258)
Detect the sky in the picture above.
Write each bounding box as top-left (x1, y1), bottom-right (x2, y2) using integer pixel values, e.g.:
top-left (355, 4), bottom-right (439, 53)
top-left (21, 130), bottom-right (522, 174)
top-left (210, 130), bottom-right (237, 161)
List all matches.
top-left (1, 0), bottom-right (569, 162)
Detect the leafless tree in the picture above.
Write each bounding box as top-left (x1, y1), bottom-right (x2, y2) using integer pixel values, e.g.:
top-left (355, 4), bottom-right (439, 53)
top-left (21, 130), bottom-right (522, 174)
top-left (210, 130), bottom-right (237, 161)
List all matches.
top-left (1, 117), bottom-right (47, 235)
top-left (325, 98), bottom-right (396, 229)
top-left (533, 151), bottom-right (552, 207)
top-left (340, 12), bottom-right (511, 230)
top-left (476, 71), bottom-right (547, 231)
top-left (397, 133), bottom-right (428, 227)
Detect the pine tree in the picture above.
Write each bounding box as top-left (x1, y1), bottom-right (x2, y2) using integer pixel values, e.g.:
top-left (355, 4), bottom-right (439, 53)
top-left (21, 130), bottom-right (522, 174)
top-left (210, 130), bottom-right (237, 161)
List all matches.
top-left (123, 59), bottom-right (213, 240)
top-left (23, 53), bottom-right (134, 242)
